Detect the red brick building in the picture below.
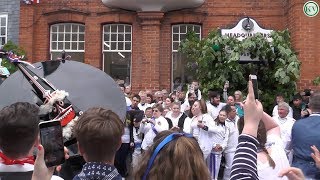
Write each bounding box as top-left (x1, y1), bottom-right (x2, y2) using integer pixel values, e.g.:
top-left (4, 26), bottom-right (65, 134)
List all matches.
top-left (19, 0), bottom-right (320, 93)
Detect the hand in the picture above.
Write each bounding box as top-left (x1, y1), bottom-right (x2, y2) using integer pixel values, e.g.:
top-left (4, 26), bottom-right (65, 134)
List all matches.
top-left (170, 126), bottom-right (180, 131)
top-left (311, 145), bottom-right (320, 169)
top-left (141, 118), bottom-right (148, 124)
top-left (32, 145), bottom-right (55, 180)
top-left (242, 78), bottom-right (263, 137)
top-left (278, 167), bottom-right (305, 180)
top-left (224, 81), bottom-right (229, 90)
top-left (197, 121), bottom-right (204, 128)
top-left (32, 145), bottom-right (69, 180)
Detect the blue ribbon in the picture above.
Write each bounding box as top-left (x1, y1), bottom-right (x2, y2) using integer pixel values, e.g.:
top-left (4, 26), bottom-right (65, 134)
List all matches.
top-left (142, 133), bottom-right (193, 180)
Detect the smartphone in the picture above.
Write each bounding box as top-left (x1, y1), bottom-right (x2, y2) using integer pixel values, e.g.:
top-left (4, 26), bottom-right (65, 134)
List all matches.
top-left (39, 120), bottom-right (65, 167)
top-left (250, 75), bottom-right (259, 99)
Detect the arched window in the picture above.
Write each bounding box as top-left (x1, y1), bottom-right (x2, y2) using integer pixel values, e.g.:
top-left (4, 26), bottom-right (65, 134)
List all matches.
top-left (172, 24), bottom-right (201, 91)
top-left (50, 23), bottom-right (85, 62)
top-left (102, 24), bottom-right (132, 85)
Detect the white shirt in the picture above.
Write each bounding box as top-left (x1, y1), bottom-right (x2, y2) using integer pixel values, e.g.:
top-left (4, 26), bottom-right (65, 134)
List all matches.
top-left (224, 116), bottom-right (240, 153)
top-left (138, 103), bottom-right (152, 112)
top-left (180, 101), bottom-right (191, 112)
top-left (121, 126), bottom-right (130, 143)
top-left (272, 116), bottom-right (295, 151)
top-left (206, 101), bottom-right (226, 119)
top-left (272, 105), bottom-right (293, 118)
top-left (140, 116), bottom-right (169, 150)
top-left (257, 134), bottom-right (289, 180)
top-left (165, 111), bottom-right (183, 127)
top-left (190, 113), bottom-right (222, 159)
top-left (0, 163), bottom-right (63, 180)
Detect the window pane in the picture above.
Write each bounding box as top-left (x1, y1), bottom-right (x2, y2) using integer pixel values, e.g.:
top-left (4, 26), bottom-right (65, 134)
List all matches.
top-left (79, 34), bottom-right (84, 41)
top-left (58, 42), bottom-right (63, 50)
top-left (173, 42), bottom-right (179, 51)
top-left (187, 25), bottom-right (194, 32)
top-left (1, 37), bottom-right (6, 46)
top-left (52, 42), bottom-right (57, 50)
top-left (72, 25), bottom-right (78, 33)
top-left (104, 34), bottom-right (110, 42)
top-left (1, 27), bottom-right (5, 35)
top-left (58, 34), bottom-right (64, 41)
top-left (180, 25), bottom-right (186, 33)
top-left (65, 42), bottom-right (70, 50)
top-left (173, 34), bottom-right (179, 41)
top-left (125, 26), bottom-right (131, 33)
top-left (78, 42), bottom-right (84, 50)
top-left (51, 26), bottom-right (57, 32)
top-left (180, 34), bottom-right (186, 41)
top-left (58, 25), bottom-right (64, 32)
top-left (111, 25), bottom-right (117, 32)
top-left (105, 25), bottom-right (111, 32)
top-left (118, 25), bottom-right (124, 33)
top-left (52, 33), bottom-right (57, 41)
top-left (125, 42), bottom-right (131, 50)
top-left (65, 33), bottom-right (70, 41)
top-left (111, 42), bottom-right (117, 50)
top-left (1, 18), bottom-right (6, 26)
top-left (118, 42), bottom-right (124, 50)
top-left (118, 34), bottom-right (124, 41)
top-left (172, 26), bottom-right (179, 33)
top-left (79, 25), bottom-right (85, 33)
top-left (194, 26), bottom-right (200, 33)
top-left (72, 34), bottom-right (77, 41)
top-left (65, 24), bottom-right (71, 32)
top-left (111, 34), bottom-right (117, 41)
top-left (125, 34), bottom-right (131, 41)
top-left (72, 42), bottom-right (77, 50)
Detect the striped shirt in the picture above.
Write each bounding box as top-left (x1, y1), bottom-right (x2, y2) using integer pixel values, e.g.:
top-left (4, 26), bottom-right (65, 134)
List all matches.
top-left (230, 134), bottom-right (260, 180)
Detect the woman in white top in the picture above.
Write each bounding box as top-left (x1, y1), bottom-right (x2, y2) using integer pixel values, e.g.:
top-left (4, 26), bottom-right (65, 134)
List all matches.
top-left (190, 99), bottom-right (222, 160)
top-left (208, 109), bottom-right (230, 180)
top-left (165, 102), bottom-right (185, 127)
top-left (140, 104), bottom-right (169, 150)
top-left (238, 112), bottom-right (290, 180)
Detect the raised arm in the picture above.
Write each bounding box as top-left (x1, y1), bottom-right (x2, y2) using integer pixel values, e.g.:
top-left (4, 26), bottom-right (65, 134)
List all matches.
top-left (230, 78), bottom-right (263, 180)
top-left (262, 112), bottom-right (280, 136)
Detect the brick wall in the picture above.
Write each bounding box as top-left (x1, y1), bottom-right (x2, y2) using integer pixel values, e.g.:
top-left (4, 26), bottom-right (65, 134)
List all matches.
top-left (19, 0), bottom-right (320, 94)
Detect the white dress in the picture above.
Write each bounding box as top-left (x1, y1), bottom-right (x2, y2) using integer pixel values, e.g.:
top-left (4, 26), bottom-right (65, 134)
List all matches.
top-left (257, 134), bottom-right (290, 180)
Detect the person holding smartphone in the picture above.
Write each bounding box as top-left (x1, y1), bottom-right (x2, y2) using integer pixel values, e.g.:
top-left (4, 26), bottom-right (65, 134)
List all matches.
top-left (0, 102), bottom-right (63, 180)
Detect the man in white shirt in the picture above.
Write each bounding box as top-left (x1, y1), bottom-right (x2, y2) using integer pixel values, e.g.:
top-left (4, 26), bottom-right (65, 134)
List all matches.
top-left (206, 90), bottom-right (226, 119)
top-left (223, 104), bottom-right (240, 180)
top-left (272, 94), bottom-right (293, 118)
top-left (272, 101), bottom-right (295, 163)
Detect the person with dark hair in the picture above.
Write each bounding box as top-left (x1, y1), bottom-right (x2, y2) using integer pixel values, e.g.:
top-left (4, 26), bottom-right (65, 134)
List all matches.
top-left (209, 109), bottom-right (229, 180)
top-left (180, 92), bottom-right (197, 114)
top-left (206, 90), bottom-right (226, 119)
top-left (291, 94), bottom-right (310, 120)
top-left (0, 102), bottom-right (63, 180)
top-left (134, 130), bottom-right (211, 180)
top-left (292, 92), bottom-right (320, 179)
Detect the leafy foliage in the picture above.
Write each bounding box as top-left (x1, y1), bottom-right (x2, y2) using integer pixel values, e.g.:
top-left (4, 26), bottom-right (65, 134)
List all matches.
top-left (1, 41), bottom-right (27, 74)
top-left (179, 29), bottom-right (301, 112)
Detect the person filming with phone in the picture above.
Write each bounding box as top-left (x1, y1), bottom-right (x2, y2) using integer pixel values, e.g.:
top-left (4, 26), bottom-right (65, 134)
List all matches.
top-left (0, 102), bottom-right (64, 180)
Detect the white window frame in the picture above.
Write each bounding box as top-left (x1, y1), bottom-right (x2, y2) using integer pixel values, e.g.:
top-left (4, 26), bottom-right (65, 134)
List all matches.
top-left (102, 24), bottom-right (132, 82)
top-left (50, 23), bottom-right (85, 59)
top-left (171, 24), bottom-right (201, 89)
top-left (0, 14), bottom-right (8, 48)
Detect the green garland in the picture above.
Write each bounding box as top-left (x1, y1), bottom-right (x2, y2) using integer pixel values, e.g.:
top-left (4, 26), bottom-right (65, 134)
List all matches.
top-left (180, 29), bottom-right (301, 112)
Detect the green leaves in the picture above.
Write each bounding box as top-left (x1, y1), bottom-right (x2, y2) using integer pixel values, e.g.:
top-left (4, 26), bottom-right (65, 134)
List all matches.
top-left (180, 29), bottom-right (301, 112)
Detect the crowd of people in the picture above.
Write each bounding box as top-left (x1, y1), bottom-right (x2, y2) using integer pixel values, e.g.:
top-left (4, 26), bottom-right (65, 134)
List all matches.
top-left (1, 78), bottom-right (320, 180)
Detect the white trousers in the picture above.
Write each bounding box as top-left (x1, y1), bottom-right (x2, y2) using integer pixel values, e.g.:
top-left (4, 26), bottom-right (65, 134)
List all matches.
top-left (223, 151), bottom-right (235, 180)
top-left (207, 151), bottom-right (222, 180)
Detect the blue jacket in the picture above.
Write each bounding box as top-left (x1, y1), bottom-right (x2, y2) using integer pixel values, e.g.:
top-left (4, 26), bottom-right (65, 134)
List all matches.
top-left (292, 114), bottom-right (320, 179)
